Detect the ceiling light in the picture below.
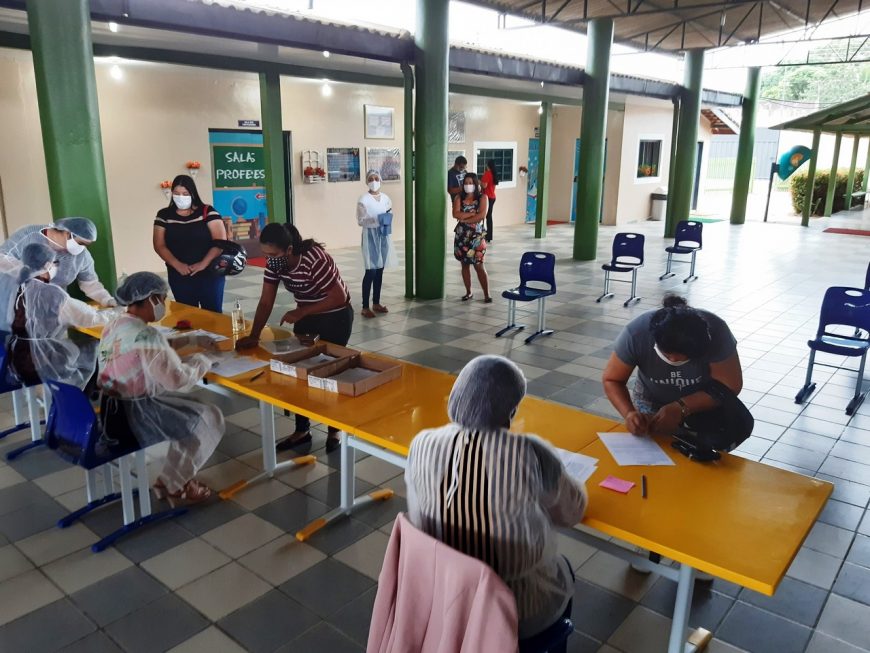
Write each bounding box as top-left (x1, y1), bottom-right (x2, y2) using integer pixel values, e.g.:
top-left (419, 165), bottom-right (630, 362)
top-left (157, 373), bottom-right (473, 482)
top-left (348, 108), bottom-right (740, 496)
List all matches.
top-left (323, 50), bottom-right (330, 58)
top-left (108, 21), bottom-right (119, 32)
top-left (538, 105), bottom-right (543, 114)
top-left (110, 64), bottom-right (123, 80)
top-left (321, 81), bottom-right (332, 97)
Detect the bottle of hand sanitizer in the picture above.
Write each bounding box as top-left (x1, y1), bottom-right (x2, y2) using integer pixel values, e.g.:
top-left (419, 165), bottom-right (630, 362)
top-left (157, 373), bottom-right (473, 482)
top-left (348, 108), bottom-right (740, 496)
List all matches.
top-left (231, 300), bottom-right (245, 335)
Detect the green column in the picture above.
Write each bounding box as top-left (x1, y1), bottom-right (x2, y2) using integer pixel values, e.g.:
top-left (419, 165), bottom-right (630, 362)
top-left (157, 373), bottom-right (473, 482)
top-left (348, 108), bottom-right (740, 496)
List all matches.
top-left (573, 18), bottom-right (613, 261)
top-left (864, 142), bottom-right (870, 193)
top-left (823, 133), bottom-right (842, 217)
top-left (259, 72), bottom-right (286, 224)
top-left (801, 129), bottom-right (821, 226)
top-left (729, 67), bottom-right (760, 225)
top-left (666, 49), bottom-right (704, 237)
top-left (535, 101), bottom-right (553, 239)
top-left (413, 0), bottom-right (449, 299)
top-left (402, 62), bottom-right (415, 298)
top-left (665, 96), bottom-right (680, 228)
top-left (845, 136), bottom-right (861, 211)
top-left (27, 0), bottom-right (116, 288)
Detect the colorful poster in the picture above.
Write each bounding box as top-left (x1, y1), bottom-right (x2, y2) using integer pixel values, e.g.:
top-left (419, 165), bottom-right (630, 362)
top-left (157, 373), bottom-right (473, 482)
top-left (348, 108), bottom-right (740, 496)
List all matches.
top-left (327, 147), bottom-right (361, 182)
top-left (526, 137), bottom-right (539, 223)
top-left (208, 129), bottom-right (268, 243)
top-left (365, 147), bottom-right (401, 182)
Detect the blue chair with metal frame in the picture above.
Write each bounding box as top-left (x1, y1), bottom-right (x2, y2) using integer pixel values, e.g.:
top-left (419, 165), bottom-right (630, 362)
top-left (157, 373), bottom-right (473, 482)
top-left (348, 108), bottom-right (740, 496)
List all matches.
top-left (44, 379), bottom-right (187, 552)
top-left (660, 220), bottom-right (703, 283)
top-left (496, 252), bottom-right (557, 345)
top-left (0, 334), bottom-right (47, 459)
top-left (795, 287), bottom-right (870, 416)
top-left (598, 233), bottom-right (644, 307)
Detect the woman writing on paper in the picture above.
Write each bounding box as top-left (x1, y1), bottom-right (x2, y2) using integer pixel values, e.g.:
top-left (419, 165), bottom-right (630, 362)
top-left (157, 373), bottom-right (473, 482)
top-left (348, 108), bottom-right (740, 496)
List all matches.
top-left (98, 272), bottom-right (224, 505)
top-left (356, 169), bottom-right (397, 318)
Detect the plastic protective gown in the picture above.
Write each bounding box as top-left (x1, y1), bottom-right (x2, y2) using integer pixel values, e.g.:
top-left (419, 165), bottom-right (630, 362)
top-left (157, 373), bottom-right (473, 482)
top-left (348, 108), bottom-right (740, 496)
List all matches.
top-left (0, 224), bottom-right (115, 305)
top-left (97, 313), bottom-right (224, 452)
top-left (0, 273), bottom-right (110, 388)
top-left (356, 193), bottom-right (398, 270)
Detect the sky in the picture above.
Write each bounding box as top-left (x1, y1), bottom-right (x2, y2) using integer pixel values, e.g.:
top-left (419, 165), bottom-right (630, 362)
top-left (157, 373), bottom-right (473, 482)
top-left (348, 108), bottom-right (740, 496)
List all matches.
top-left (221, 0), bottom-right (870, 94)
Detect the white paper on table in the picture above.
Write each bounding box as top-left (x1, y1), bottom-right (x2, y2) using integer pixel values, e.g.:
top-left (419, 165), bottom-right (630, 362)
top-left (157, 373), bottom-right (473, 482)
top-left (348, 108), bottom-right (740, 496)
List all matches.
top-left (208, 352), bottom-right (268, 378)
top-left (597, 432), bottom-right (675, 466)
top-left (153, 325), bottom-right (178, 337)
top-left (556, 448), bottom-right (599, 484)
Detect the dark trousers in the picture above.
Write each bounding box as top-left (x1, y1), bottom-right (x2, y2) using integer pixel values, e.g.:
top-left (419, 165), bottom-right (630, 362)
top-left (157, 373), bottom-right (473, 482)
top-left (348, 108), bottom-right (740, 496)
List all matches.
top-left (362, 268), bottom-right (384, 309)
top-left (518, 556), bottom-right (574, 653)
top-left (485, 196), bottom-right (496, 242)
top-left (167, 268), bottom-right (226, 313)
top-left (292, 304), bottom-right (354, 434)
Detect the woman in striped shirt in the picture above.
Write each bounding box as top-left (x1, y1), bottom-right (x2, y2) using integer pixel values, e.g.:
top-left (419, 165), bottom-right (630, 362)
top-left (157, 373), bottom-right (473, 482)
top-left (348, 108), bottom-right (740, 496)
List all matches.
top-left (405, 355), bottom-right (588, 642)
top-left (237, 223), bottom-right (352, 452)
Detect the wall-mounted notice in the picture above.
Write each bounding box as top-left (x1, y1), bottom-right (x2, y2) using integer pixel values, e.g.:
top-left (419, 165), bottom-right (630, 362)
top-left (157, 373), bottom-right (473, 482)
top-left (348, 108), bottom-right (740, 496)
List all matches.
top-left (327, 147), bottom-right (361, 183)
top-left (238, 119), bottom-right (260, 128)
top-left (208, 128), bottom-right (268, 244)
top-left (365, 147), bottom-right (401, 182)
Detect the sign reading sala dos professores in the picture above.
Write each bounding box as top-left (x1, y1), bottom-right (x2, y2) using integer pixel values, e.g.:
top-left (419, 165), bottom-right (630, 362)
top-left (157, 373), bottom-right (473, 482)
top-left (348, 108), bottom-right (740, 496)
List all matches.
top-left (212, 144), bottom-right (266, 188)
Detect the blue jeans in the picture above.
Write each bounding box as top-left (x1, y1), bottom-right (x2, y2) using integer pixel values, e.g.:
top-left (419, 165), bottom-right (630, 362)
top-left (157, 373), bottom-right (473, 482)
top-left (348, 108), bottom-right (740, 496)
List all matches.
top-left (167, 268), bottom-right (226, 313)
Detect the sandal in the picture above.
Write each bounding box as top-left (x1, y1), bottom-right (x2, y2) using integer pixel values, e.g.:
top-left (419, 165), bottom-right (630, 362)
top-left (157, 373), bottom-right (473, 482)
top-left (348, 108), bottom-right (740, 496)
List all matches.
top-left (484, 297), bottom-right (493, 304)
top-left (276, 431), bottom-right (312, 452)
top-left (373, 304), bottom-right (389, 314)
top-left (461, 293), bottom-right (473, 301)
top-left (165, 479), bottom-right (212, 507)
top-left (361, 308), bottom-right (376, 318)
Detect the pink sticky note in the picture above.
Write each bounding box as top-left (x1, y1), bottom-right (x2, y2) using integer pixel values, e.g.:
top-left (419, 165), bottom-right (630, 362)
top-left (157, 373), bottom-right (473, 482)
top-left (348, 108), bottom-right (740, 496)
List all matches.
top-left (599, 475), bottom-right (636, 494)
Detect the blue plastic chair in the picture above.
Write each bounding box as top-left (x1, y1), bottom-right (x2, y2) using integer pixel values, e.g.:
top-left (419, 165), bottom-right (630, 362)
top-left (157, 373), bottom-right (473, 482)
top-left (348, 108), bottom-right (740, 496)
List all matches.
top-left (598, 233), bottom-right (644, 307)
top-left (44, 380), bottom-right (187, 552)
top-left (795, 287), bottom-right (870, 416)
top-left (0, 334), bottom-right (47, 460)
top-left (660, 220), bottom-right (703, 283)
top-left (496, 252), bottom-right (557, 345)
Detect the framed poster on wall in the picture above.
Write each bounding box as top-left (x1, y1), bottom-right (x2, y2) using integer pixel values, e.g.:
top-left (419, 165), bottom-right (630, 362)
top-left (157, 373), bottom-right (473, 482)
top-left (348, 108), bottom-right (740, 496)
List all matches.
top-left (364, 105), bottom-right (395, 140)
top-left (327, 147), bottom-right (361, 182)
top-left (365, 147), bottom-right (401, 182)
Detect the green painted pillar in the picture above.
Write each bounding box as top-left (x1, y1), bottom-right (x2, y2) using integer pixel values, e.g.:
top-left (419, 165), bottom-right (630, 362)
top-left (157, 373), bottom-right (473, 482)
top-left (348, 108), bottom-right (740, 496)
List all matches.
top-left (413, 0), bottom-right (449, 299)
top-left (665, 96), bottom-right (680, 228)
top-left (666, 49), bottom-right (704, 238)
top-left (823, 133), bottom-right (842, 217)
top-left (729, 67), bottom-right (760, 225)
top-left (845, 136), bottom-right (861, 211)
top-left (863, 142), bottom-right (870, 193)
top-left (402, 62), bottom-right (415, 298)
top-left (535, 102), bottom-right (553, 239)
top-left (801, 129), bottom-right (821, 227)
top-left (259, 72), bottom-right (286, 224)
top-left (27, 0), bottom-right (116, 288)
top-left (573, 18), bottom-right (613, 261)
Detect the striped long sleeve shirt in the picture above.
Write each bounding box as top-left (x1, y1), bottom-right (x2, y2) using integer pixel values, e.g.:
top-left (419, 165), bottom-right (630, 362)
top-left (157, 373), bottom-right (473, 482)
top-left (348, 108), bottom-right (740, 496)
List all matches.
top-left (405, 425), bottom-right (588, 639)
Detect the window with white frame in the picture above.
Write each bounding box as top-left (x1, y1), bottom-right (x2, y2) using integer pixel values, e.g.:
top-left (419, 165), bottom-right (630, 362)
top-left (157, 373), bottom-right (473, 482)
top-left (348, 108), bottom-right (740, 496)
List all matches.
top-left (636, 139), bottom-right (663, 180)
top-left (474, 141), bottom-right (517, 188)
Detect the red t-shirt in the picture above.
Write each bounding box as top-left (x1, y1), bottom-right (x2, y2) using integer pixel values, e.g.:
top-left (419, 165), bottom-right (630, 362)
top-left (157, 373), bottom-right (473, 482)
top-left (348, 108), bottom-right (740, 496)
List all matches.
top-left (481, 169), bottom-right (497, 200)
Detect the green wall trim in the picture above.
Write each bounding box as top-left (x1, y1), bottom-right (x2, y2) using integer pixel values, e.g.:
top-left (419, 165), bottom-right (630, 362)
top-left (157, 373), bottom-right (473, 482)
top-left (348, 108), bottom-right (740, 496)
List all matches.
top-left (729, 66), bottom-right (759, 225)
top-left (402, 62), bottom-right (415, 298)
top-left (259, 72), bottom-right (286, 224)
top-left (824, 133), bottom-right (842, 217)
top-left (801, 129), bottom-right (821, 227)
top-left (535, 101), bottom-right (553, 239)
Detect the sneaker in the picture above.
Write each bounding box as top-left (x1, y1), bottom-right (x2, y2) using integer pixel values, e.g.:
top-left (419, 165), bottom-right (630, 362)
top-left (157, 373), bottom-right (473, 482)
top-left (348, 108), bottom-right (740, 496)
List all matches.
top-left (695, 571), bottom-right (714, 583)
top-left (630, 547), bottom-right (654, 574)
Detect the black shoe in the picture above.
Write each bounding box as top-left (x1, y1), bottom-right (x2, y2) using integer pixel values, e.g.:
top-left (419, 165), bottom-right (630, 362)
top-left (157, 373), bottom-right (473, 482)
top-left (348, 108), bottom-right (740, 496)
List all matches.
top-left (325, 436), bottom-right (340, 453)
top-left (276, 431), bottom-right (312, 452)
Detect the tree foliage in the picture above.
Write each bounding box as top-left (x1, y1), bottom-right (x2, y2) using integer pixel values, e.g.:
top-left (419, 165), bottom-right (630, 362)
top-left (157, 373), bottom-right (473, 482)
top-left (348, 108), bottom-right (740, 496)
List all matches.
top-left (761, 62), bottom-right (870, 105)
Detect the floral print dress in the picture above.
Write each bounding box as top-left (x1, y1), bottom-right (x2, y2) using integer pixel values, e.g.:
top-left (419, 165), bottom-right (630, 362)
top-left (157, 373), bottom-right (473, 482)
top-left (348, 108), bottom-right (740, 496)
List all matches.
top-left (453, 197), bottom-right (487, 265)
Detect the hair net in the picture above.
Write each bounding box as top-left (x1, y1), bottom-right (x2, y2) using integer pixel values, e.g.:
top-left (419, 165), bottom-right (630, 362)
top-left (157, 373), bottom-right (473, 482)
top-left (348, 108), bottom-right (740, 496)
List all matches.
top-left (115, 272), bottom-right (169, 306)
top-left (448, 355), bottom-right (527, 430)
top-left (54, 217), bottom-right (98, 242)
top-left (16, 243), bottom-right (55, 284)
top-left (366, 169), bottom-right (382, 181)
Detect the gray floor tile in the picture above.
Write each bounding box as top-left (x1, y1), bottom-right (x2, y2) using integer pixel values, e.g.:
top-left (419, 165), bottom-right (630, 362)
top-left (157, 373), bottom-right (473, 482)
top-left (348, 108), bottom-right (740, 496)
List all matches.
top-left (819, 499), bottom-right (866, 531)
top-left (70, 566), bottom-right (169, 627)
top-left (817, 594), bottom-right (870, 649)
top-left (566, 630), bottom-right (601, 653)
top-left (832, 562), bottom-right (870, 606)
top-left (217, 430), bottom-right (264, 458)
top-left (0, 599), bottom-right (95, 653)
top-left (254, 491), bottom-right (331, 533)
top-left (326, 586), bottom-right (378, 647)
top-left (717, 601), bottom-right (813, 653)
top-left (570, 579), bottom-right (635, 642)
top-left (280, 559), bottom-right (375, 619)
top-left (846, 534), bottom-right (870, 569)
top-left (112, 519), bottom-right (194, 564)
top-left (300, 474), bottom-right (376, 507)
top-left (305, 517), bottom-right (374, 556)
top-left (805, 631), bottom-right (870, 653)
top-left (0, 480), bottom-right (53, 515)
top-left (218, 589), bottom-right (319, 653)
top-left (5, 447), bottom-right (72, 480)
top-left (739, 577), bottom-right (829, 627)
top-left (0, 496), bottom-right (68, 542)
top-left (174, 497), bottom-right (247, 536)
top-left (104, 594), bottom-right (209, 653)
top-left (279, 622), bottom-right (364, 653)
top-left (639, 577), bottom-right (734, 631)
top-left (59, 631), bottom-right (124, 653)
top-left (351, 495), bottom-right (407, 530)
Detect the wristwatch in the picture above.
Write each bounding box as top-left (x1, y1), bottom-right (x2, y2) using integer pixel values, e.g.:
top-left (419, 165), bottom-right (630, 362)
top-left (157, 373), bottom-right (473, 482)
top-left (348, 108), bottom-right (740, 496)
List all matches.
top-left (676, 398), bottom-right (690, 418)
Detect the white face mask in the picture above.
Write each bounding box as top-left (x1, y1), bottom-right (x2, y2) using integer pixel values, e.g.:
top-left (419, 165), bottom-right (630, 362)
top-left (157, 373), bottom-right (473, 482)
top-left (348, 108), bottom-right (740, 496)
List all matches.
top-left (173, 194), bottom-right (192, 210)
top-left (151, 297), bottom-right (166, 322)
top-left (47, 264), bottom-right (58, 281)
top-left (654, 343), bottom-right (690, 367)
top-left (463, 184), bottom-right (475, 194)
top-left (66, 238), bottom-right (86, 256)
top-left (367, 180), bottom-right (381, 192)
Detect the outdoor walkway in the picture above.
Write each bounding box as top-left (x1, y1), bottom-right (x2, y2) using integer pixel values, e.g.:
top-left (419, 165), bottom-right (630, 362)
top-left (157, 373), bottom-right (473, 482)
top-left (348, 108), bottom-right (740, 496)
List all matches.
top-left (0, 216), bottom-right (869, 653)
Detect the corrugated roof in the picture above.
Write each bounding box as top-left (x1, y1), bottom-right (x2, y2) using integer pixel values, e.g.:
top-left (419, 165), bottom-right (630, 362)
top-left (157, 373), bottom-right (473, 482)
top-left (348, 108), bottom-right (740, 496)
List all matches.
top-left (771, 93), bottom-right (870, 135)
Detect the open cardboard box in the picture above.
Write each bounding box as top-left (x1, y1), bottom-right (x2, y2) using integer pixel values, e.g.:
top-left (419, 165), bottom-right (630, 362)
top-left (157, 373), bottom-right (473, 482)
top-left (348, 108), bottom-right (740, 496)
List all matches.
top-left (307, 353), bottom-right (402, 396)
top-left (269, 342), bottom-right (359, 380)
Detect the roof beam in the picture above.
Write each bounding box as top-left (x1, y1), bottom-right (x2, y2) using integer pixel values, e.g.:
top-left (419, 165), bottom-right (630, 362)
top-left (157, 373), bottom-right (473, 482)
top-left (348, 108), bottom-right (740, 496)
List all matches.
top-left (723, 2), bottom-right (758, 46)
top-left (560, 0), bottom-right (760, 23)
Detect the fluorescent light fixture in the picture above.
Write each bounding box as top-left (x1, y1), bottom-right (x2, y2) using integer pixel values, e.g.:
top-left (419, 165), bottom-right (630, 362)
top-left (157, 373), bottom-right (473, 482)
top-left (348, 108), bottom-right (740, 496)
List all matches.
top-left (323, 50), bottom-right (330, 58)
top-left (108, 21), bottom-right (119, 32)
top-left (110, 64), bottom-right (123, 80)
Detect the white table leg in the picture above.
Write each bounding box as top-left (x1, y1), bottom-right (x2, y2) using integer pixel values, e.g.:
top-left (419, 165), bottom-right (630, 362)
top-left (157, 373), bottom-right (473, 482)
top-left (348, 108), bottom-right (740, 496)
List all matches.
top-left (668, 563), bottom-right (696, 653)
top-left (118, 456), bottom-right (135, 526)
top-left (135, 450), bottom-right (152, 518)
top-left (340, 432), bottom-right (354, 512)
top-left (25, 386), bottom-right (41, 443)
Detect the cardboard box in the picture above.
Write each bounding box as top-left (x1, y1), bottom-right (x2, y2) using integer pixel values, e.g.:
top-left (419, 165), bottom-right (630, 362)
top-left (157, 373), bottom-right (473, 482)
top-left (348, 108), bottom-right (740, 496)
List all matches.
top-left (269, 343), bottom-right (359, 380)
top-left (307, 354), bottom-right (402, 396)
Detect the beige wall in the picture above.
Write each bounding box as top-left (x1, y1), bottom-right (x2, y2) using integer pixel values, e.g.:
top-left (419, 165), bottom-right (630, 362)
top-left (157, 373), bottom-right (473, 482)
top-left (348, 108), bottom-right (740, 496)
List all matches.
top-left (0, 48), bottom-right (537, 276)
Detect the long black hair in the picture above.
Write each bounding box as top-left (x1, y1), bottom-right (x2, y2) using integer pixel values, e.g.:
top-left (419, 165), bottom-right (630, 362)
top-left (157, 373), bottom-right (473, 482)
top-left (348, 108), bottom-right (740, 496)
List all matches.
top-left (168, 174), bottom-right (205, 210)
top-left (485, 159), bottom-right (499, 185)
top-left (260, 222), bottom-right (323, 255)
top-left (649, 294), bottom-right (712, 358)
top-left (460, 172), bottom-right (482, 202)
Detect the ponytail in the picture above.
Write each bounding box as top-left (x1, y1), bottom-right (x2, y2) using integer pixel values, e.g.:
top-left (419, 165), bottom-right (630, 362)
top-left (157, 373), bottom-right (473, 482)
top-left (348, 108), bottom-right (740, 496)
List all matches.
top-left (260, 222), bottom-right (323, 255)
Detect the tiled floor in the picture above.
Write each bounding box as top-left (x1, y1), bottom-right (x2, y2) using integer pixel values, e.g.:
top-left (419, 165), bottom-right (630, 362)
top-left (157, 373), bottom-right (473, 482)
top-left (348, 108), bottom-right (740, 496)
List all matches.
top-left (1, 208), bottom-right (870, 652)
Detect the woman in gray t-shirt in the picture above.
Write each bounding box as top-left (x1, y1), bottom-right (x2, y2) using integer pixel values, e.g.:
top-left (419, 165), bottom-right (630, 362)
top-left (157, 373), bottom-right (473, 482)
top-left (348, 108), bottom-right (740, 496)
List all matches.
top-left (602, 295), bottom-right (743, 436)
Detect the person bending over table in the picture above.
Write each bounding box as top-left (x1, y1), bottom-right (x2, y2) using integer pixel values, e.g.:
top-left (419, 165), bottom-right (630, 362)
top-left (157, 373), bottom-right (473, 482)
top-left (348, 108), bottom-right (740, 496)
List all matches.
top-left (236, 223), bottom-right (353, 453)
top-left (405, 355), bottom-right (587, 643)
top-left (602, 294), bottom-right (743, 437)
top-left (97, 272), bottom-right (224, 506)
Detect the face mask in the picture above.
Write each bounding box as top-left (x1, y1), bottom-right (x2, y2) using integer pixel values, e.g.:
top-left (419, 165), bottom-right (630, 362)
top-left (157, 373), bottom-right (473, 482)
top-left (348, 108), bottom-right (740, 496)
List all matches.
top-left (173, 194), bottom-right (192, 210)
top-left (464, 184), bottom-right (475, 194)
top-left (47, 265), bottom-right (58, 281)
top-left (654, 343), bottom-right (690, 367)
top-left (66, 238), bottom-right (86, 256)
top-left (267, 255), bottom-right (289, 273)
top-left (367, 180), bottom-right (381, 192)
top-left (151, 297), bottom-right (166, 322)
